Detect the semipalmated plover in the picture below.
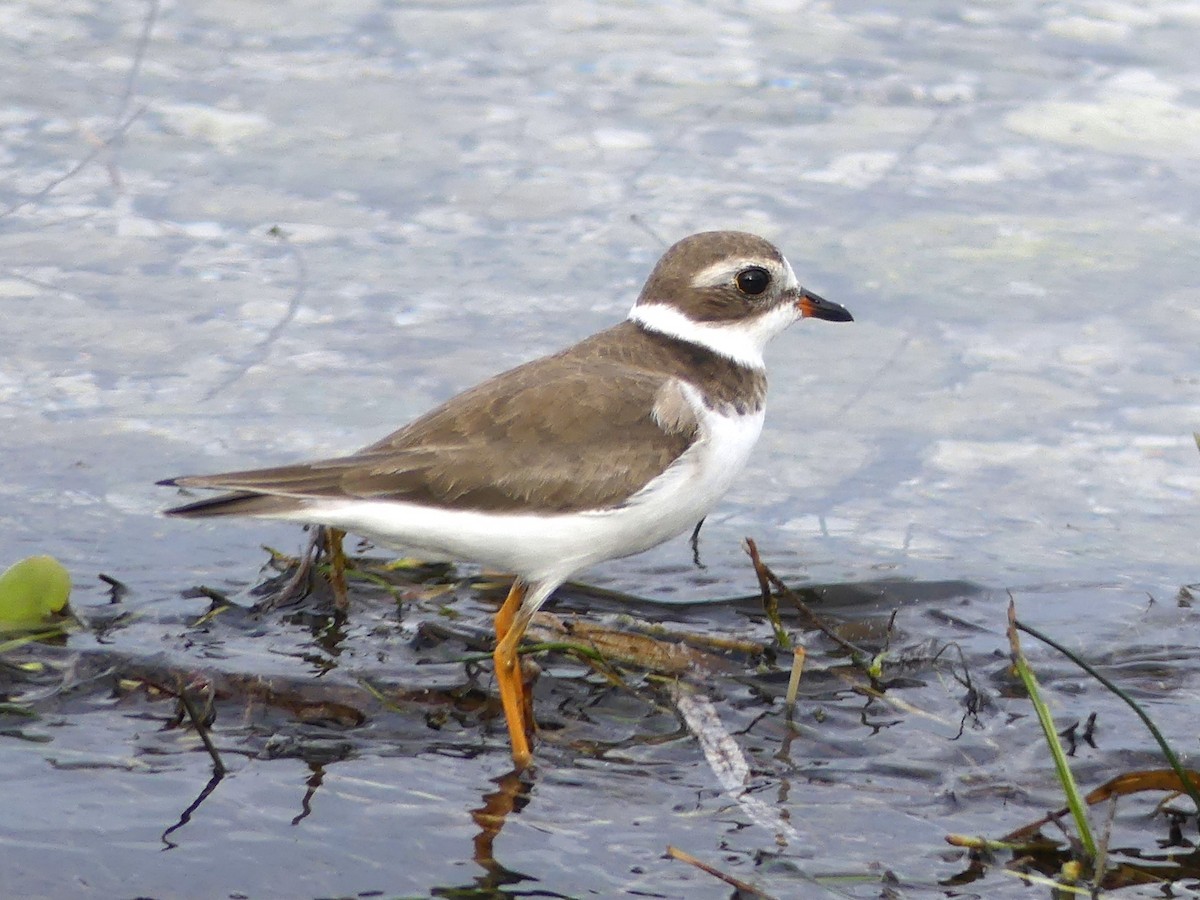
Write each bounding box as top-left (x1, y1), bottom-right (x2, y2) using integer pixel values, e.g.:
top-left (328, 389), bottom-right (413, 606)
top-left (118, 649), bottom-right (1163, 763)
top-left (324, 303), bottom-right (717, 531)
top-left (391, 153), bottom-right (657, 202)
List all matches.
top-left (161, 230), bottom-right (853, 768)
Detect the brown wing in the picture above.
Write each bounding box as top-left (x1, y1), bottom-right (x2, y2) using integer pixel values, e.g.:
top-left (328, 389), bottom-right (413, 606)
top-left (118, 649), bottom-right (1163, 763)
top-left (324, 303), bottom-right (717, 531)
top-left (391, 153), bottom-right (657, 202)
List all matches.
top-left (163, 353), bottom-right (699, 516)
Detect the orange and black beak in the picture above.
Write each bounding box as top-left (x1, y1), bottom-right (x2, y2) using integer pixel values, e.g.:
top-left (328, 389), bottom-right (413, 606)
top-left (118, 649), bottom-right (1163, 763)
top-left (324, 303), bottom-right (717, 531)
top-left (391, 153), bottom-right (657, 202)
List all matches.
top-left (796, 288), bottom-right (853, 322)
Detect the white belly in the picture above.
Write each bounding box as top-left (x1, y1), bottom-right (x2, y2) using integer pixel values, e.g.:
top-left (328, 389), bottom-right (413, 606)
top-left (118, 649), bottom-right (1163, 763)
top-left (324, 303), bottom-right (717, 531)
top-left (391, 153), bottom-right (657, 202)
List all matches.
top-left (270, 405), bottom-right (766, 585)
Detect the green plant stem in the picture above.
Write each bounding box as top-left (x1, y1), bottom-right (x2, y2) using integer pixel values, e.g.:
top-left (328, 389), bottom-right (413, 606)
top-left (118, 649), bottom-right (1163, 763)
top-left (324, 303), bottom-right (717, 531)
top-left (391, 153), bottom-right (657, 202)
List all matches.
top-left (1014, 616), bottom-right (1200, 812)
top-left (1007, 601), bottom-right (1097, 861)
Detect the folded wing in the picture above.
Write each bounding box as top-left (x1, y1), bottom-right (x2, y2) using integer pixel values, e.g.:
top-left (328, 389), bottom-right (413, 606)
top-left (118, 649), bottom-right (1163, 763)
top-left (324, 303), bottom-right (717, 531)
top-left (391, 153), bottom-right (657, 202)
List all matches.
top-left (162, 356), bottom-right (700, 517)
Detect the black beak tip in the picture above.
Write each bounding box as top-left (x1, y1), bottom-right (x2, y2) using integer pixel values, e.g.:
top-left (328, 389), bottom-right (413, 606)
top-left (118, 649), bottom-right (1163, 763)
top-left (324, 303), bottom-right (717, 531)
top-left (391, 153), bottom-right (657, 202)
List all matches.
top-left (800, 288), bottom-right (854, 323)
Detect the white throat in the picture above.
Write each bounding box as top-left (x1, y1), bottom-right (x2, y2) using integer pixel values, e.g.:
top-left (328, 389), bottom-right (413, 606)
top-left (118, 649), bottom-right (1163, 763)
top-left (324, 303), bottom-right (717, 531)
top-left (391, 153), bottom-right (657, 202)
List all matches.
top-left (628, 301), bottom-right (799, 370)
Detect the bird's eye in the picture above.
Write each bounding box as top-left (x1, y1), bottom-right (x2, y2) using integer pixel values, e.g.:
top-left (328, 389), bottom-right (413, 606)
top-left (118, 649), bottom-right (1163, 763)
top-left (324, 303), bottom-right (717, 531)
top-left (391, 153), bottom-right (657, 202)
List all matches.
top-left (735, 266), bottom-right (771, 296)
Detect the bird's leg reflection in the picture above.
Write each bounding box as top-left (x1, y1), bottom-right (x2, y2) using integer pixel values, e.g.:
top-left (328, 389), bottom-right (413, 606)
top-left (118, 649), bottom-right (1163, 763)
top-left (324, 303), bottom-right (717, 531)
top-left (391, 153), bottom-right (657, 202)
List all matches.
top-left (471, 767), bottom-right (535, 876)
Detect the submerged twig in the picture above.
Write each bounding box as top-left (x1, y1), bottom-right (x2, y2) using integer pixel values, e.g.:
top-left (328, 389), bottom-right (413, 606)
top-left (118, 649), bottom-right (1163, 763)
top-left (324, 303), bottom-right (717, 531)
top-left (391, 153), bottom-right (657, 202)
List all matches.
top-left (0, 108), bottom-right (147, 220)
top-left (97, 573), bottom-right (128, 604)
top-left (666, 845), bottom-right (777, 898)
top-left (177, 685), bottom-right (226, 776)
top-left (745, 538), bottom-right (790, 648)
top-left (744, 540), bottom-right (870, 664)
top-left (201, 224), bottom-right (309, 402)
top-left (257, 527), bottom-right (353, 613)
top-left (114, 0), bottom-right (160, 127)
top-left (258, 529), bottom-right (322, 610)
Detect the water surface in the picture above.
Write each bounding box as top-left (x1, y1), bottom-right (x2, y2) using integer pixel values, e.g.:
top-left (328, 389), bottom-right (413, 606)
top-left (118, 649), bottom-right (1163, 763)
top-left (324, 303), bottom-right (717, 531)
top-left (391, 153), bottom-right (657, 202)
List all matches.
top-left (2, 1), bottom-right (1198, 896)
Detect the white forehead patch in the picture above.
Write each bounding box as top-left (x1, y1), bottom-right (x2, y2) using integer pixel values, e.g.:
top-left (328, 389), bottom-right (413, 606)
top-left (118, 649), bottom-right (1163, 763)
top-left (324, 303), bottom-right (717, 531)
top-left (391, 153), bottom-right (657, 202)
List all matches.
top-left (689, 255), bottom-right (799, 292)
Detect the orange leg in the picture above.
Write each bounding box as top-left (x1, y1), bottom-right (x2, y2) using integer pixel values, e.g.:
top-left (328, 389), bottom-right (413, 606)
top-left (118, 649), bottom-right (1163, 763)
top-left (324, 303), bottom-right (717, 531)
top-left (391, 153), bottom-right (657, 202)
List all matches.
top-left (494, 580), bottom-right (534, 768)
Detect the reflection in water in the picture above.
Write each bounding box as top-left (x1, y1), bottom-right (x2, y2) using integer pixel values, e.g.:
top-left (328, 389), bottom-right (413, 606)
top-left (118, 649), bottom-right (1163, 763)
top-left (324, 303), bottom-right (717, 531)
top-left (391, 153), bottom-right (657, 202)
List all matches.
top-left (292, 762), bottom-right (324, 826)
top-left (161, 770), bottom-right (225, 850)
top-left (431, 767), bottom-right (558, 896)
top-left (161, 672), bottom-right (229, 849)
top-left (469, 768), bottom-right (535, 886)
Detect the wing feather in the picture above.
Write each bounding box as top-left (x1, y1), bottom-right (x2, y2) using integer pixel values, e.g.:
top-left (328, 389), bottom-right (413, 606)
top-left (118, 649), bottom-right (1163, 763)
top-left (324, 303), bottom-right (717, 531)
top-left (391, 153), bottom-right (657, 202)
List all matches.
top-left (164, 356), bottom-right (699, 516)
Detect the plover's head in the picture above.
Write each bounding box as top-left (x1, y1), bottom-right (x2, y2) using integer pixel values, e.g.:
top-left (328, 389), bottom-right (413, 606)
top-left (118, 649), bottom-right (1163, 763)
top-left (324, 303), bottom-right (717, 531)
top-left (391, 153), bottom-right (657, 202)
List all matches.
top-left (629, 231), bottom-right (852, 369)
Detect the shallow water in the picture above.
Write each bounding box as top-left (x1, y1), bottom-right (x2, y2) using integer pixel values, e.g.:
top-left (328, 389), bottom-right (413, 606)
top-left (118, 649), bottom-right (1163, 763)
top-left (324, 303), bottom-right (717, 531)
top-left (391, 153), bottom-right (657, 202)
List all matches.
top-left (2, 1), bottom-right (1199, 897)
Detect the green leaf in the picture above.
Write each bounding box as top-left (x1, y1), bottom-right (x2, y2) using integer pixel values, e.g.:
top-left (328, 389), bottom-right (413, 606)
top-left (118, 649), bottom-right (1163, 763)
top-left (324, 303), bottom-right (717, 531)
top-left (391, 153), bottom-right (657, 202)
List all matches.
top-left (1007, 600), bottom-right (1097, 860)
top-left (0, 555), bottom-right (72, 628)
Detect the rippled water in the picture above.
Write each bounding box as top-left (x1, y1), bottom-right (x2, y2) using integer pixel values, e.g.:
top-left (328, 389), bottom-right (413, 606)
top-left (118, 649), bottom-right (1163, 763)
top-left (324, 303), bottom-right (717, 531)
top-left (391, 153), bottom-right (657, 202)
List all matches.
top-left (3, 1), bottom-right (1199, 897)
